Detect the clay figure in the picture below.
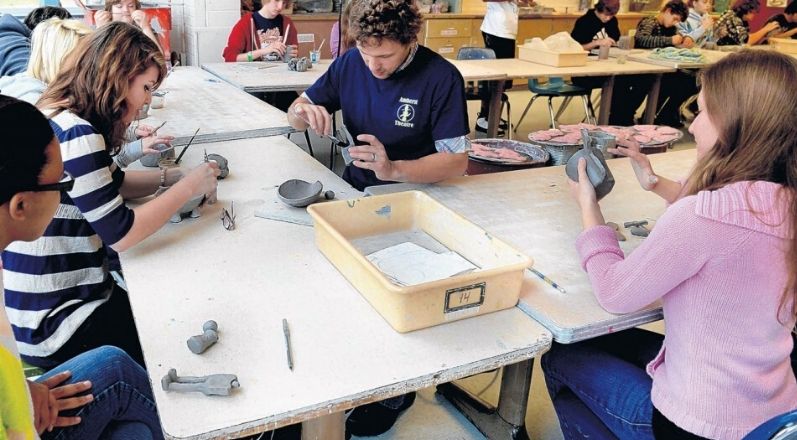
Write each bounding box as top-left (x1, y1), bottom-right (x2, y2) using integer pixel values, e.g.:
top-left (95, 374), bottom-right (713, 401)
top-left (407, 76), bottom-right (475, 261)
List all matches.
top-left (629, 225), bottom-right (651, 237)
top-left (206, 153), bottom-right (230, 179)
top-left (565, 130), bottom-right (615, 200)
top-left (161, 368), bottom-right (240, 396)
top-left (288, 57), bottom-right (312, 72)
top-left (187, 320), bottom-right (219, 354)
top-left (623, 220), bottom-right (648, 228)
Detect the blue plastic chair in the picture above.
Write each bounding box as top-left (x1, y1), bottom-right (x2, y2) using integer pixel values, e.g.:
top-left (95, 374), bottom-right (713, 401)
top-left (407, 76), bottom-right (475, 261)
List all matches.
top-left (743, 410), bottom-right (797, 440)
top-left (515, 77), bottom-right (596, 130)
top-left (457, 47), bottom-right (512, 139)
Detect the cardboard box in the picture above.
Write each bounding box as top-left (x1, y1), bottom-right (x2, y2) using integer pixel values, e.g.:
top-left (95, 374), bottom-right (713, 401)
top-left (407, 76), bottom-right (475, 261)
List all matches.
top-left (307, 191), bottom-right (533, 332)
top-left (518, 45), bottom-right (588, 67)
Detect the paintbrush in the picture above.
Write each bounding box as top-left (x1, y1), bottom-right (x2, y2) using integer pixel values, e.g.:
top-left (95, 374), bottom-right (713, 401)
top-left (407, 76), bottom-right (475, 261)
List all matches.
top-left (282, 24), bottom-right (291, 45)
top-left (317, 38), bottom-right (326, 52)
top-left (174, 128), bottom-right (200, 164)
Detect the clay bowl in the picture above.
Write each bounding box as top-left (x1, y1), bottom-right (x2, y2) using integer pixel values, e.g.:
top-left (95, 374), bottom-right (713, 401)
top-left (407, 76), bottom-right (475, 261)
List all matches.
top-left (278, 179), bottom-right (324, 207)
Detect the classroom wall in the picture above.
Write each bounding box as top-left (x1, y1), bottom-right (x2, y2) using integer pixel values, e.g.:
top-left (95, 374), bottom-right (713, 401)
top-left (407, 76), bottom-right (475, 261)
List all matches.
top-left (171, 0), bottom-right (240, 66)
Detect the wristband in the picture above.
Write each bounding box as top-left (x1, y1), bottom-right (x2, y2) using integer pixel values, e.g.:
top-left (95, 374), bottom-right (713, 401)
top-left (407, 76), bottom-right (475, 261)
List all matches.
top-left (247, 51), bottom-right (254, 62)
top-left (160, 168), bottom-right (167, 187)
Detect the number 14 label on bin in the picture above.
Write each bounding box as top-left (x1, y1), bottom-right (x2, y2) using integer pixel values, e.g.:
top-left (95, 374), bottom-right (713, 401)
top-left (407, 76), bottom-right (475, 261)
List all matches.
top-left (444, 282), bottom-right (486, 318)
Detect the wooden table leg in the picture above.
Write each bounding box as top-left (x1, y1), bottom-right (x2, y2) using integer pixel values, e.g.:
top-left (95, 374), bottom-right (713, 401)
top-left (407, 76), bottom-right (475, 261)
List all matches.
top-left (643, 73), bottom-right (663, 124)
top-left (598, 76), bottom-right (615, 126)
top-left (486, 80), bottom-right (506, 138)
top-left (436, 359), bottom-right (534, 440)
top-left (301, 412), bottom-right (345, 440)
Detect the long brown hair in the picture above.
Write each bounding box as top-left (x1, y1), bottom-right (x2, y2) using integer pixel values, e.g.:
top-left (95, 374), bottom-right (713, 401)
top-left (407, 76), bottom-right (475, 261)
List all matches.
top-left (38, 21), bottom-right (165, 152)
top-left (686, 50), bottom-right (797, 324)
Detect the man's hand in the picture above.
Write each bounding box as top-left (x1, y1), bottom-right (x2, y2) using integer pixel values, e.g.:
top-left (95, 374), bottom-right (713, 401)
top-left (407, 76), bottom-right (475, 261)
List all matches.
top-left (672, 34), bottom-right (684, 46)
top-left (680, 36), bottom-right (695, 48)
top-left (291, 102), bottom-right (332, 136)
top-left (350, 134), bottom-right (397, 181)
top-left (701, 14), bottom-right (714, 29)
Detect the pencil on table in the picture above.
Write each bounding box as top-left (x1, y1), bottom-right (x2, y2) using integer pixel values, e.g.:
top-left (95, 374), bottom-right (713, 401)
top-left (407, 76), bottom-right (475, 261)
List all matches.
top-left (282, 318), bottom-right (294, 371)
top-left (528, 268), bottom-right (567, 294)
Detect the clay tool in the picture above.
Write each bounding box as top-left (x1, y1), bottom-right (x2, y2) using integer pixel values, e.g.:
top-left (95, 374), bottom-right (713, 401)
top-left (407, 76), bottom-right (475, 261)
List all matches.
top-left (151, 120), bottom-right (167, 136)
top-left (317, 38), bottom-right (326, 52)
top-left (174, 128), bottom-right (200, 164)
top-left (528, 268), bottom-right (567, 294)
top-left (282, 318), bottom-right (294, 371)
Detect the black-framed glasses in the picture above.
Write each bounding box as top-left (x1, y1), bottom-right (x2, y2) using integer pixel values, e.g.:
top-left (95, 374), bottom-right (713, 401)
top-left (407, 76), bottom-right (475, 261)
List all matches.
top-left (24, 171), bottom-right (75, 193)
top-left (221, 201), bottom-right (236, 231)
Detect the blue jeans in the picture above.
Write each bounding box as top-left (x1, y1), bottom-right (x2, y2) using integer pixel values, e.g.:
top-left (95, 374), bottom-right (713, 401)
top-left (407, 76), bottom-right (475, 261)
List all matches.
top-left (541, 329), bottom-right (664, 440)
top-left (36, 346), bottom-right (163, 440)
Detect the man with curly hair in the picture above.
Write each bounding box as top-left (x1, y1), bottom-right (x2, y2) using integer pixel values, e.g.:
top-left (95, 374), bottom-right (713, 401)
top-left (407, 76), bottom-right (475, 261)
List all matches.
top-left (287, 0), bottom-right (470, 193)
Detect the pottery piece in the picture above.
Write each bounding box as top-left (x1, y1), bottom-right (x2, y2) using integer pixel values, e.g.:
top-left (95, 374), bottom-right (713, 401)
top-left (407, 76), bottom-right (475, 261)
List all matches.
top-left (141, 146), bottom-right (175, 167)
top-left (161, 368), bottom-right (239, 396)
top-left (288, 56), bottom-right (311, 72)
top-left (187, 320), bottom-right (218, 354)
top-left (565, 147), bottom-right (615, 200)
top-left (155, 185), bottom-right (205, 223)
top-left (206, 153), bottom-right (229, 179)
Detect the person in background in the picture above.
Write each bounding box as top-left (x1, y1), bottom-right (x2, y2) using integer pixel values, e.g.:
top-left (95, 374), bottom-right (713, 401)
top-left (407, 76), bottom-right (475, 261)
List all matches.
top-left (0, 7), bottom-right (71, 77)
top-left (3, 22), bottom-right (219, 370)
top-left (223, 0), bottom-right (298, 62)
top-left (764, 0), bottom-right (797, 40)
top-left (0, 17), bottom-right (173, 170)
top-left (330, 0), bottom-right (355, 59)
top-left (571, 0), bottom-right (653, 126)
top-left (95, 0), bottom-right (162, 52)
top-left (715, 0), bottom-right (779, 45)
top-left (0, 94), bottom-right (164, 440)
top-left (288, 0), bottom-right (468, 432)
top-left (634, 0), bottom-right (691, 48)
top-left (634, 0), bottom-right (695, 127)
top-left (475, 0), bottom-right (529, 135)
top-left (223, 0), bottom-right (299, 110)
top-left (544, 49), bottom-right (797, 440)
top-left (678, 0), bottom-right (715, 46)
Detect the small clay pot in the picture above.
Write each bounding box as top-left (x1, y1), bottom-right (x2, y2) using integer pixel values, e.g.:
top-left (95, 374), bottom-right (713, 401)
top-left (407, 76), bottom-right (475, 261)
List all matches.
top-left (206, 153), bottom-right (229, 179)
top-left (141, 147), bottom-right (175, 168)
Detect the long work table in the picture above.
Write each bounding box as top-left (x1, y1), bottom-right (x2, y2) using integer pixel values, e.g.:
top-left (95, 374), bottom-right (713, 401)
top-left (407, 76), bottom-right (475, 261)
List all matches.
top-left (144, 66), bottom-right (292, 146)
top-left (120, 135), bottom-right (552, 439)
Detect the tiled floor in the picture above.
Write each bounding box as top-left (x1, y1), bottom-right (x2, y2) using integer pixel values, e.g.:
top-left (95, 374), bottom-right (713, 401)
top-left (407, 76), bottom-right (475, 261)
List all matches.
top-left (286, 87), bottom-right (688, 439)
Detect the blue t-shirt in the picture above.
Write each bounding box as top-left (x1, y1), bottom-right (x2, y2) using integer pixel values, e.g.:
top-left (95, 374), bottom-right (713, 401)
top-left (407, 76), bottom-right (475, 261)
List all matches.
top-left (305, 45), bottom-right (469, 190)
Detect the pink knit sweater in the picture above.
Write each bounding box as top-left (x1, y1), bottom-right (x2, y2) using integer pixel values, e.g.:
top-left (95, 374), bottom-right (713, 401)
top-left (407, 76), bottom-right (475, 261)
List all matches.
top-left (576, 181), bottom-right (797, 439)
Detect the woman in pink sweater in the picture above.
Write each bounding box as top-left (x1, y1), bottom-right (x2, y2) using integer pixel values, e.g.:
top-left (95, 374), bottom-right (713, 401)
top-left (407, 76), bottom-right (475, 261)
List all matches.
top-left (542, 49), bottom-right (797, 440)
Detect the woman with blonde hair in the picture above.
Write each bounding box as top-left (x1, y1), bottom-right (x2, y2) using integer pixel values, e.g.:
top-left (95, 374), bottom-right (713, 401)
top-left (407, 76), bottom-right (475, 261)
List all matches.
top-left (0, 17), bottom-right (171, 169)
top-left (2, 21), bottom-right (220, 370)
top-left (543, 49), bottom-right (797, 439)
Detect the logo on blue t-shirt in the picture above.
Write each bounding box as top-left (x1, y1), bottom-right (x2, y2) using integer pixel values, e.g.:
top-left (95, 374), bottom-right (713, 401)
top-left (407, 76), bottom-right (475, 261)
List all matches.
top-left (395, 97), bottom-right (417, 128)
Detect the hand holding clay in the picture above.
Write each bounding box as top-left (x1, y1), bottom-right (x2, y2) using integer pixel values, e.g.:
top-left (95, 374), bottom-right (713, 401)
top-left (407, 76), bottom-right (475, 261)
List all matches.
top-left (350, 134), bottom-right (396, 181)
top-left (182, 162), bottom-right (220, 199)
top-left (262, 41), bottom-right (287, 57)
top-left (141, 134), bottom-right (175, 155)
top-left (608, 141), bottom-right (659, 191)
top-left (293, 103), bottom-right (332, 137)
top-left (568, 157), bottom-right (598, 207)
top-left (94, 10), bottom-right (112, 26)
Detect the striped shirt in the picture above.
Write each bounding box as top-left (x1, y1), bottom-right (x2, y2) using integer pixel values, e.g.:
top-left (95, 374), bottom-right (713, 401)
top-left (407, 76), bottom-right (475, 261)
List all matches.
top-left (634, 16), bottom-right (677, 49)
top-left (678, 9), bottom-right (712, 43)
top-left (715, 10), bottom-right (749, 46)
top-left (2, 110), bottom-right (134, 359)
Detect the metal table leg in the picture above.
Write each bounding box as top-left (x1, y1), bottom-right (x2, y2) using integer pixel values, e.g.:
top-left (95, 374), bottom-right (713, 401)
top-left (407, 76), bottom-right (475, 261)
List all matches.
top-left (437, 359), bottom-right (534, 440)
top-left (302, 411), bottom-right (345, 440)
top-left (643, 73), bottom-right (663, 124)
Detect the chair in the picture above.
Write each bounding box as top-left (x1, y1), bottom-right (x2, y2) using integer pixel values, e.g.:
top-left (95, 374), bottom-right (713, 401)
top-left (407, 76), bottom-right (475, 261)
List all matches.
top-left (515, 77), bottom-right (596, 131)
top-left (456, 47), bottom-right (512, 139)
top-left (743, 410), bottom-right (797, 440)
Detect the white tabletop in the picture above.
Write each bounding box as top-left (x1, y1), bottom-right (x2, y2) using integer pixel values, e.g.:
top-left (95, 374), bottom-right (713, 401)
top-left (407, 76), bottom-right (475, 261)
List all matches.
top-left (143, 66), bottom-right (292, 146)
top-left (627, 48), bottom-right (729, 69)
top-left (367, 149), bottom-right (698, 343)
top-left (455, 57), bottom-right (675, 80)
top-left (120, 136), bottom-right (552, 439)
top-left (202, 61), bottom-right (332, 93)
